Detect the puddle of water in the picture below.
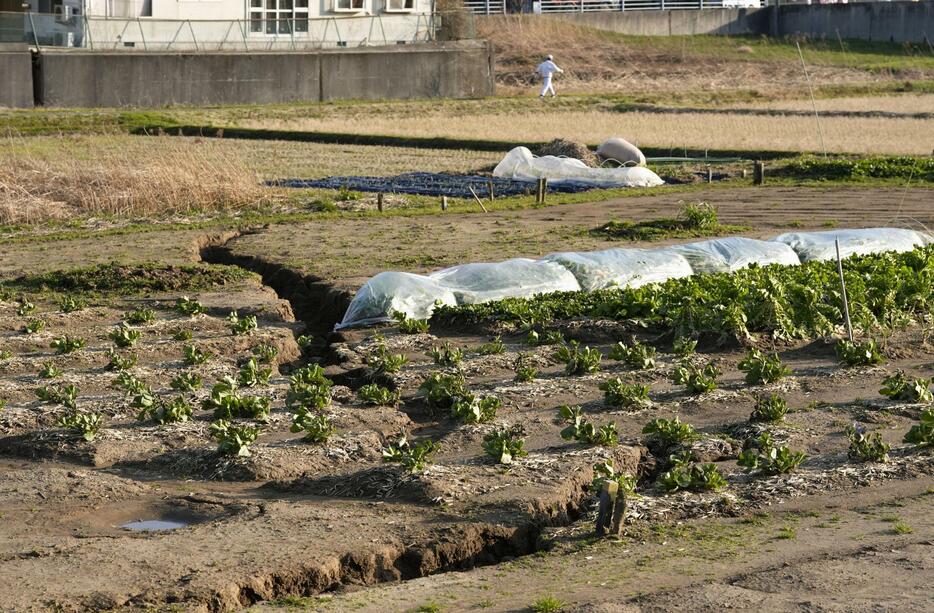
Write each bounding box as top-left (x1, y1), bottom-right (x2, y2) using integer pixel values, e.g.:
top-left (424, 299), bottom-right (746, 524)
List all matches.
top-left (120, 519), bottom-right (188, 532)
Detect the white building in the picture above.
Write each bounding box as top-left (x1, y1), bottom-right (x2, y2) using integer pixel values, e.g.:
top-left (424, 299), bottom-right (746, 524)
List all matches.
top-left (23, 0), bottom-right (435, 48)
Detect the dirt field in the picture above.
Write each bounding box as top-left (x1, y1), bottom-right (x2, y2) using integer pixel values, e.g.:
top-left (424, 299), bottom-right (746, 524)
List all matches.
top-left (1, 182), bottom-right (933, 612)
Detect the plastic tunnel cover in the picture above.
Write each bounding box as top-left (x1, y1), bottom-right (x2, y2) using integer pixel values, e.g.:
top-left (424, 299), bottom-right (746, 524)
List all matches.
top-left (662, 237), bottom-right (801, 274)
top-left (335, 271), bottom-right (457, 330)
top-left (493, 146), bottom-right (665, 188)
top-left (773, 228), bottom-right (933, 262)
top-left (428, 259), bottom-right (581, 304)
top-left (543, 248), bottom-right (693, 291)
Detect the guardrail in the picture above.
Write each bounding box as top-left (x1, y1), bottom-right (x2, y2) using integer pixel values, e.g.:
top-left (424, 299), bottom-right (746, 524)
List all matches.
top-left (0, 11), bottom-right (435, 49)
top-left (461, 0), bottom-right (763, 13)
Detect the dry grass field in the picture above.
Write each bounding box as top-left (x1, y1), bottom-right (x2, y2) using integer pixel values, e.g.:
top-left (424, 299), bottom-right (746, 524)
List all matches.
top-left (240, 110), bottom-right (932, 155)
top-left (743, 93), bottom-right (934, 114)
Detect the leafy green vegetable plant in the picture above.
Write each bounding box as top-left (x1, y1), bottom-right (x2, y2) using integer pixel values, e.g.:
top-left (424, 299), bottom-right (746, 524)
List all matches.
top-left (381, 435), bottom-right (439, 472)
top-left (673, 337), bottom-right (697, 357)
top-left (56, 410), bottom-right (102, 441)
top-left (35, 383), bottom-right (78, 409)
top-left (16, 298), bottom-right (35, 316)
top-left (835, 338), bottom-right (884, 367)
top-left (482, 424), bottom-right (528, 465)
top-left (23, 319), bottom-right (44, 334)
top-left (170, 371), bottom-right (202, 392)
top-left (658, 453), bottom-right (727, 493)
top-left (559, 405), bottom-right (618, 446)
top-left (252, 344), bottom-right (278, 364)
top-left (738, 348), bottom-right (791, 385)
top-left (738, 432), bottom-right (806, 475)
top-left (175, 296), bottom-right (206, 316)
top-left (427, 342), bottom-right (464, 367)
top-left (238, 357), bottom-right (272, 387)
top-left (642, 416), bottom-right (698, 449)
top-left (554, 341), bottom-right (602, 375)
top-left (290, 410), bottom-right (334, 443)
top-left (749, 393), bottom-right (789, 423)
top-left (357, 383), bottom-right (399, 406)
top-left (211, 420), bottom-right (260, 457)
top-left (105, 348), bottom-right (137, 371)
top-left (183, 344), bottom-right (212, 365)
top-left (367, 344), bottom-right (408, 375)
top-left (59, 295), bottom-right (85, 313)
top-left (38, 361), bottom-right (62, 379)
top-left (451, 394), bottom-right (501, 424)
top-left (50, 335), bottom-right (85, 354)
top-left (203, 377), bottom-right (270, 421)
top-left (671, 361), bottom-right (720, 394)
top-left (476, 336), bottom-right (506, 355)
top-left (228, 310), bottom-right (257, 335)
top-left (286, 365), bottom-right (333, 411)
top-left (845, 423), bottom-right (890, 462)
top-left (138, 397), bottom-right (193, 424)
top-left (393, 311), bottom-right (429, 334)
top-left (880, 372), bottom-right (933, 403)
top-left (416, 372), bottom-right (469, 410)
top-left (903, 408), bottom-right (934, 448)
top-left (173, 329), bottom-right (193, 341)
top-left (609, 341), bottom-right (656, 369)
top-left (513, 353), bottom-right (537, 382)
top-left (124, 308), bottom-right (155, 325)
top-left (600, 378), bottom-right (650, 410)
top-left (109, 322), bottom-right (141, 348)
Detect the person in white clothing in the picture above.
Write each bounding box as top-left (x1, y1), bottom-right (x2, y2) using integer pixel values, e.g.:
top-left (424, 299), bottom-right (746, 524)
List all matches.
top-left (536, 54), bottom-right (564, 99)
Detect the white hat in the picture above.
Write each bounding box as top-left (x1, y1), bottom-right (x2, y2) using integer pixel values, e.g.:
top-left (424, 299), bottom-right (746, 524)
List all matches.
top-left (546, 54), bottom-right (553, 60)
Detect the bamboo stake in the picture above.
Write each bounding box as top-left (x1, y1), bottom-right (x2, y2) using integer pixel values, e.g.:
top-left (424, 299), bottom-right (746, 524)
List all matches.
top-left (835, 238), bottom-right (854, 342)
top-left (796, 41), bottom-right (827, 158)
top-left (467, 186), bottom-right (488, 213)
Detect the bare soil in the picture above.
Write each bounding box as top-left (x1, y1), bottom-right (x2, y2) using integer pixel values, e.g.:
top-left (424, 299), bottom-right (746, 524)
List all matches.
top-left (1, 185), bottom-right (932, 612)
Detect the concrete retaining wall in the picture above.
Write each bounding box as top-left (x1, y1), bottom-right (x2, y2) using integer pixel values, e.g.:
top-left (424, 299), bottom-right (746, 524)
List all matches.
top-left (545, 8), bottom-right (768, 37)
top-left (777, 2), bottom-right (934, 44)
top-left (0, 43), bottom-right (34, 108)
top-left (34, 40), bottom-right (493, 107)
top-left (543, 2), bottom-right (933, 43)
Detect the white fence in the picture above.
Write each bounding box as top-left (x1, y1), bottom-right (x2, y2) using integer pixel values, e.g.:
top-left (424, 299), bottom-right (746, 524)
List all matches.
top-left (462, 0), bottom-right (508, 14)
top-left (4, 11), bottom-right (434, 49)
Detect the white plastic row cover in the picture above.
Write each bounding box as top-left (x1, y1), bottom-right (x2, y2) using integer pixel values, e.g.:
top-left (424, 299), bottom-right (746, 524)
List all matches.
top-left (336, 228), bottom-right (931, 329)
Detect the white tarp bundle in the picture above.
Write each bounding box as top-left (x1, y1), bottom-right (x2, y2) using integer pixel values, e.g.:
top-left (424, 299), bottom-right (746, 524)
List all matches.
top-left (493, 146), bottom-right (664, 188)
top-left (336, 228), bottom-right (930, 329)
top-left (664, 237), bottom-right (801, 274)
top-left (428, 258), bottom-right (581, 304)
top-left (337, 272), bottom-right (457, 329)
top-left (773, 228), bottom-right (932, 262)
top-left (543, 248), bottom-right (693, 291)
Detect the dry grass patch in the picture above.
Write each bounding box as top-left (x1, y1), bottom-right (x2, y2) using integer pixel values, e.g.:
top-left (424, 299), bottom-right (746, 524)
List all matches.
top-left (742, 93), bottom-right (934, 114)
top-left (1, 133), bottom-right (266, 225)
top-left (241, 110), bottom-right (932, 155)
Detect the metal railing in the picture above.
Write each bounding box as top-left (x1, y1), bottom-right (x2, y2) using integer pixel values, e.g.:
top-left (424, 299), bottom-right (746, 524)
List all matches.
top-left (0, 11), bottom-right (435, 49)
top-left (462, 0), bottom-right (508, 14)
top-left (535, 0), bottom-right (762, 11)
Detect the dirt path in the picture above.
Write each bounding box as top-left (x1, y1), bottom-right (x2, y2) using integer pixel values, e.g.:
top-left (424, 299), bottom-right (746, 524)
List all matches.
top-left (278, 480), bottom-right (934, 612)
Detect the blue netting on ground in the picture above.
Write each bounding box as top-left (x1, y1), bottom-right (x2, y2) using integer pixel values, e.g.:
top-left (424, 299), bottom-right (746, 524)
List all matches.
top-left (269, 173), bottom-right (599, 198)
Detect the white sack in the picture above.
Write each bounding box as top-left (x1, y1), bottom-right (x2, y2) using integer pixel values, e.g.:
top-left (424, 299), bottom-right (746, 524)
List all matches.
top-left (493, 146), bottom-right (664, 188)
top-left (336, 272), bottom-right (456, 329)
top-left (543, 248), bottom-right (692, 291)
top-left (773, 228), bottom-right (932, 262)
top-left (596, 137), bottom-right (647, 166)
top-left (663, 237), bottom-right (801, 274)
top-left (429, 258), bottom-right (581, 304)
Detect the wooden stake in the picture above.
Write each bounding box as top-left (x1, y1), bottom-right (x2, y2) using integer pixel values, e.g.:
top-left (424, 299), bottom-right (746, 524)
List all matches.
top-left (835, 238), bottom-right (854, 342)
top-left (595, 481), bottom-right (617, 537)
top-left (487, 179), bottom-right (495, 201)
top-left (377, 192), bottom-right (384, 212)
top-left (753, 161), bottom-right (765, 185)
top-left (609, 489), bottom-right (627, 536)
top-left (707, 167), bottom-right (713, 184)
top-left (467, 186), bottom-right (488, 213)
top-left (441, 195), bottom-right (448, 211)
top-left (536, 178), bottom-right (547, 204)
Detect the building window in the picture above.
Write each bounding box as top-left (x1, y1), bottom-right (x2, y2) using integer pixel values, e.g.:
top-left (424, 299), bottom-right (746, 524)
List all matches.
top-left (251, 0), bottom-right (309, 35)
top-left (334, 0), bottom-right (364, 12)
top-left (385, 0), bottom-right (415, 11)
